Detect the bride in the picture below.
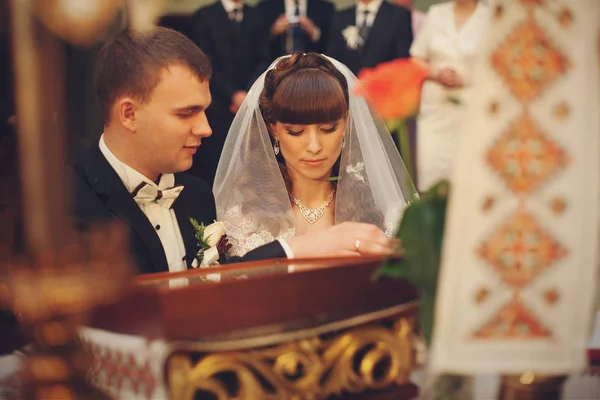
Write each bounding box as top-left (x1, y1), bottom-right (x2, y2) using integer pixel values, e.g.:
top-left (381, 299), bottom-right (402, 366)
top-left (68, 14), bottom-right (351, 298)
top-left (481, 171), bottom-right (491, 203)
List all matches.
top-left (214, 53), bottom-right (417, 257)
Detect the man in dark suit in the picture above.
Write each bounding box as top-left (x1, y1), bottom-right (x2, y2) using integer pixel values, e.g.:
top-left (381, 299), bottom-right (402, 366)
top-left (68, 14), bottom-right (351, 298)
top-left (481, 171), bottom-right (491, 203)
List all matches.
top-left (189, 0), bottom-right (270, 186)
top-left (258, 0), bottom-right (334, 62)
top-left (75, 27), bottom-right (397, 275)
top-left (0, 8), bottom-right (17, 250)
top-left (326, 0), bottom-right (413, 75)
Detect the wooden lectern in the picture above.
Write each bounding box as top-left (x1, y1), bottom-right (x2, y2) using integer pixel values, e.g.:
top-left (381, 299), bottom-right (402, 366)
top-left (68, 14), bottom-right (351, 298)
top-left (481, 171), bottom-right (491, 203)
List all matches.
top-left (87, 256), bottom-right (419, 400)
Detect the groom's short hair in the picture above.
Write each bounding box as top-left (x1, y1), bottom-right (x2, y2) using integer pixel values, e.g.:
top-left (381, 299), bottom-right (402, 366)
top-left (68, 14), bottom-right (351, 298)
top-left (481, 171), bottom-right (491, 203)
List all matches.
top-left (93, 27), bottom-right (212, 124)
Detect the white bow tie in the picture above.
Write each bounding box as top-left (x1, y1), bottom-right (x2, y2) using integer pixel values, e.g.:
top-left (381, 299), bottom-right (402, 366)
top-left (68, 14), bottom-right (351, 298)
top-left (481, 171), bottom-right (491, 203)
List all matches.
top-left (133, 183), bottom-right (184, 209)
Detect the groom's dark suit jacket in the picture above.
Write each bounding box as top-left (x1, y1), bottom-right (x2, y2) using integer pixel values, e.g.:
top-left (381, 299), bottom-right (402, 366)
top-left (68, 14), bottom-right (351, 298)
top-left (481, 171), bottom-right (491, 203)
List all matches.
top-left (72, 144), bottom-right (287, 275)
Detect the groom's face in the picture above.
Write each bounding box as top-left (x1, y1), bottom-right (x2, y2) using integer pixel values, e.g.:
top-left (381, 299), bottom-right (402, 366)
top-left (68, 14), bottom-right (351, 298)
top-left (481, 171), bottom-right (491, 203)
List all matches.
top-left (133, 64), bottom-right (212, 176)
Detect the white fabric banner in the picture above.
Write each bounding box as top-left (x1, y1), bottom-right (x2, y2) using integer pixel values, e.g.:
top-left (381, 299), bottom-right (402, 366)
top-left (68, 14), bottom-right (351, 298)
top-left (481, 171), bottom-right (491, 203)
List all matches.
top-left (80, 327), bottom-right (169, 400)
top-left (430, 0), bottom-right (600, 374)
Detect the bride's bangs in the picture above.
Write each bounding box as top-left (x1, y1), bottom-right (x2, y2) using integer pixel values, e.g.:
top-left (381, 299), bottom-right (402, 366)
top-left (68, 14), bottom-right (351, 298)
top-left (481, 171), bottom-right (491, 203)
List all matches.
top-left (272, 70), bottom-right (348, 125)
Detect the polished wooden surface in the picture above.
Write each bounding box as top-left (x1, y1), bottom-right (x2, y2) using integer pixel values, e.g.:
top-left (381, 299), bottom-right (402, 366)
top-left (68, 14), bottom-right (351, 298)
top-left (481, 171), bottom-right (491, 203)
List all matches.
top-left (91, 255), bottom-right (418, 340)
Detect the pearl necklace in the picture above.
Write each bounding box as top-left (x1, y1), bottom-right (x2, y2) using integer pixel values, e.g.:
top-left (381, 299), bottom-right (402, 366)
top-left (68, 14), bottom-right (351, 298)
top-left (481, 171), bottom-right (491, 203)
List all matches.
top-left (291, 191), bottom-right (335, 224)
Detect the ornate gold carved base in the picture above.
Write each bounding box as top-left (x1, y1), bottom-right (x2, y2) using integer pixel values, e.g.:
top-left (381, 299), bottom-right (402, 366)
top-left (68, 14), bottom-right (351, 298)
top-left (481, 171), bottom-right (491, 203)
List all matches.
top-left (165, 305), bottom-right (417, 400)
top-left (498, 373), bottom-right (567, 400)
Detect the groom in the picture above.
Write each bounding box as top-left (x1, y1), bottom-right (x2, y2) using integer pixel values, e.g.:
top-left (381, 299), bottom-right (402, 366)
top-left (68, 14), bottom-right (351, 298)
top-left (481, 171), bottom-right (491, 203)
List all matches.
top-left (73, 27), bottom-right (396, 275)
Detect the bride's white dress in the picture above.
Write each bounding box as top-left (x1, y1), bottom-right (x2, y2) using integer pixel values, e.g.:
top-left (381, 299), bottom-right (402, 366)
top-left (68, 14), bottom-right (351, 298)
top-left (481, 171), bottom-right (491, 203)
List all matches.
top-left (221, 205), bottom-right (295, 257)
top-left (222, 205), bottom-right (401, 257)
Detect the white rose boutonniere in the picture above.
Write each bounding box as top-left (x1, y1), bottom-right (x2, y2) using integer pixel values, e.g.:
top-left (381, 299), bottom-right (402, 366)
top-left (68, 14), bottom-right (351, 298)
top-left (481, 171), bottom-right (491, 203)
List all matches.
top-left (204, 221), bottom-right (226, 247)
top-left (189, 218), bottom-right (229, 267)
top-left (342, 25), bottom-right (363, 50)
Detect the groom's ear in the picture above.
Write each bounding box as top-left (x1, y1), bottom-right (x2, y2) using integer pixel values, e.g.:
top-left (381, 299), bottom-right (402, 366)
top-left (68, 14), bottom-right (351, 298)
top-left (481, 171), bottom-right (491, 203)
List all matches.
top-left (117, 97), bottom-right (138, 133)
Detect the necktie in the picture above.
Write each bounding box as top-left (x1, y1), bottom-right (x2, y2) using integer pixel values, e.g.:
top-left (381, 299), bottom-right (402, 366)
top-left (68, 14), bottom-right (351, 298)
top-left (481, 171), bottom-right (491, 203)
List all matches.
top-left (294, 0), bottom-right (300, 19)
top-left (291, 0), bottom-right (305, 52)
top-left (133, 183), bottom-right (184, 209)
top-left (359, 10), bottom-right (371, 43)
top-left (230, 7), bottom-right (242, 23)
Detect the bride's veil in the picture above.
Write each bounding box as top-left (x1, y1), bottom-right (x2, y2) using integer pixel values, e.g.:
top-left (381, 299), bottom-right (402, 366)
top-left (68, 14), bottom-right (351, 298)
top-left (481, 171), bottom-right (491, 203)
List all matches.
top-left (213, 54), bottom-right (417, 256)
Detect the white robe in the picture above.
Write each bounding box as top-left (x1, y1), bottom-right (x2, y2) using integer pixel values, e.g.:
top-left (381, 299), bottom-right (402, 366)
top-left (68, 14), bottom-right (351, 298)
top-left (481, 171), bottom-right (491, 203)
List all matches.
top-left (410, 1), bottom-right (490, 191)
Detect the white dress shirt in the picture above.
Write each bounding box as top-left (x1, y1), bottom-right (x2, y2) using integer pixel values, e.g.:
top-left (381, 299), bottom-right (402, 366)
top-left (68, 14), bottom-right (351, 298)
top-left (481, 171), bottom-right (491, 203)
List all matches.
top-left (99, 135), bottom-right (188, 273)
top-left (356, 0), bottom-right (383, 27)
top-left (221, 0), bottom-right (243, 22)
top-left (284, 0), bottom-right (307, 19)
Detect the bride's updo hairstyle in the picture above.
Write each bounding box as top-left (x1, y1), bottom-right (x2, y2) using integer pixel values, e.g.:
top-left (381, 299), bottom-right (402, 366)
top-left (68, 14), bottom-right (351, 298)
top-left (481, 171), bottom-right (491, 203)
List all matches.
top-left (260, 52), bottom-right (349, 126)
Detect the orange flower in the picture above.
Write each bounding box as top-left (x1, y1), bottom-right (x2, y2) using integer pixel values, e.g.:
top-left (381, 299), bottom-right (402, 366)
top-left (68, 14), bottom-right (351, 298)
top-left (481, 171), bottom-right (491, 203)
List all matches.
top-left (355, 58), bottom-right (430, 121)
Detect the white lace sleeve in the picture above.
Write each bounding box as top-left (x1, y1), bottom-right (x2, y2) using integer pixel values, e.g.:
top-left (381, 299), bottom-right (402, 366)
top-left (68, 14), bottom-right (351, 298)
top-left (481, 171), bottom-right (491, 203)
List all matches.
top-left (222, 205), bottom-right (295, 257)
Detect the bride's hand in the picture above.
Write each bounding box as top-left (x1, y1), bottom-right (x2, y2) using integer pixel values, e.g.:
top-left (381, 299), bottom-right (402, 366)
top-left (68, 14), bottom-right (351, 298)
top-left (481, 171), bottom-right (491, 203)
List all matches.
top-left (287, 222), bottom-right (400, 258)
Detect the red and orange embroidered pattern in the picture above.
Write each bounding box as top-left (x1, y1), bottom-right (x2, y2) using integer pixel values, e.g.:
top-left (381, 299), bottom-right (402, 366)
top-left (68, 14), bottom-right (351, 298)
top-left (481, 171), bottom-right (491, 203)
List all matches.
top-left (474, 0), bottom-right (573, 340)
top-left (83, 340), bottom-right (158, 400)
top-left (491, 20), bottom-right (570, 103)
top-left (519, 0), bottom-right (545, 7)
top-left (474, 295), bottom-right (552, 339)
top-left (475, 211), bottom-right (567, 338)
top-left (487, 113), bottom-right (569, 194)
top-left (478, 211), bottom-right (567, 288)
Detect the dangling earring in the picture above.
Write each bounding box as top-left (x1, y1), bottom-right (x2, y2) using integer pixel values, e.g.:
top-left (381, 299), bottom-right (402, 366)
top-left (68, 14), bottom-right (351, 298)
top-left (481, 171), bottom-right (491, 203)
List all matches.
top-left (273, 140), bottom-right (280, 155)
top-left (341, 135), bottom-right (346, 149)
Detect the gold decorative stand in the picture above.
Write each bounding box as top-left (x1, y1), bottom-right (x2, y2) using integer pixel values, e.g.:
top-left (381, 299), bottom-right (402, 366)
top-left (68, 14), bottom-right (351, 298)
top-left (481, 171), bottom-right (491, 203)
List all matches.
top-left (166, 306), bottom-right (415, 400)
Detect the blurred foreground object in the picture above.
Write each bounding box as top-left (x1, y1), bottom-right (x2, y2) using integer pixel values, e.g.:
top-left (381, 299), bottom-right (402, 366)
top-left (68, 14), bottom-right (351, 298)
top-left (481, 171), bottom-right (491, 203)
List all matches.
top-left (30, 0), bottom-right (122, 46)
top-left (356, 58), bottom-right (429, 126)
top-left (376, 180), bottom-right (448, 347)
top-left (2, 224), bottom-right (132, 399)
top-left (6, 0), bottom-right (134, 398)
top-left (356, 58), bottom-right (429, 183)
top-left (26, 0), bottom-right (168, 46)
top-left (428, 0), bottom-right (600, 398)
top-left (126, 0), bottom-right (166, 34)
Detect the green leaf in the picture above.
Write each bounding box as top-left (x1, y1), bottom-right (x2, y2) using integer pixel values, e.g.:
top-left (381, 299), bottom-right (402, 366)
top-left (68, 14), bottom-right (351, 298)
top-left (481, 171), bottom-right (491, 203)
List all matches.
top-left (189, 217), bottom-right (212, 264)
top-left (196, 248), bottom-right (205, 265)
top-left (446, 95), bottom-right (462, 105)
top-left (375, 180), bottom-right (450, 346)
top-left (189, 217), bottom-right (204, 233)
top-left (385, 118), bottom-right (405, 133)
top-left (420, 290), bottom-right (436, 346)
top-left (397, 204), bottom-right (438, 291)
top-left (395, 122), bottom-right (417, 190)
top-left (375, 258), bottom-right (411, 280)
